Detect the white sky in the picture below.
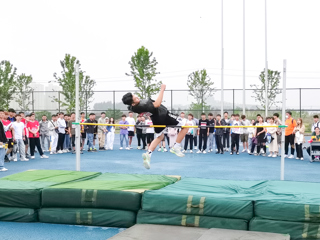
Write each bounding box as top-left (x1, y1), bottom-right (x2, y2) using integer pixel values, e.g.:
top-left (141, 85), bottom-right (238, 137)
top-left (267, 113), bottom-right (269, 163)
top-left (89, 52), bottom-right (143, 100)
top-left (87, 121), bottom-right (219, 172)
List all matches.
top-left (1, 0), bottom-right (320, 92)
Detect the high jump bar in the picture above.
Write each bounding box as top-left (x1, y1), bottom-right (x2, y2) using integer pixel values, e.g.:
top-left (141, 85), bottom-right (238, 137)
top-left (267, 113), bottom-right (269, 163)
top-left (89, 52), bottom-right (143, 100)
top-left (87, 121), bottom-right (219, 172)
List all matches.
top-left (72, 122), bottom-right (287, 128)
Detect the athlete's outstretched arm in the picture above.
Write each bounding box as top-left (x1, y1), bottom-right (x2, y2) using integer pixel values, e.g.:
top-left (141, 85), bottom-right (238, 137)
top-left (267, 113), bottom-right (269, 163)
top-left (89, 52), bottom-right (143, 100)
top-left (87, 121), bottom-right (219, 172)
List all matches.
top-left (153, 84), bottom-right (166, 108)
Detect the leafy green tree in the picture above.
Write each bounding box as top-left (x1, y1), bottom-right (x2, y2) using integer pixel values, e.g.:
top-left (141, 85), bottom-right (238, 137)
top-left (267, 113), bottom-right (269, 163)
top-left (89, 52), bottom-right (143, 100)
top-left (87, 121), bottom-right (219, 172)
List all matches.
top-left (105, 108), bottom-right (123, 120)
top-left (187, 69), bottom-right (214, 111)
top-left (0, 61), bottom-right (17, 110)
top-left (52, 54), bottom-right (96, 114)
top-left (126, 46), bottom-right (161, 98)
top-left (15, 73), bottom-right (34, 111)
top-left (35, 110), bottom-right (53, 121)
top-left (251, 69), bottom-right (281, 110)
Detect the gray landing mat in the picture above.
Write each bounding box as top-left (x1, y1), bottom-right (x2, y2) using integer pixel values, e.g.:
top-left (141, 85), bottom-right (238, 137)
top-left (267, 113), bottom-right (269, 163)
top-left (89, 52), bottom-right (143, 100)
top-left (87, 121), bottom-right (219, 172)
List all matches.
top-left (109, 224), bottom-right (290, 240)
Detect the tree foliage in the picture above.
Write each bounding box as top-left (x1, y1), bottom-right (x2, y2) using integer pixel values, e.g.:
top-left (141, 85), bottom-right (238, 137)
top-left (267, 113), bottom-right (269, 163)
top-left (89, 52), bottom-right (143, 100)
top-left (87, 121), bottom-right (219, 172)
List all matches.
top-left (251, 69), bottom-right (281, 110)
top-left (52, 54), bottom-right (96, 114)
top-left (15, 73), bottom-right (34, 111)
top-left (0, 61), bottom-right (17, 110)
top-left (105, 108), bottom-right (123, 120)
top-left (187, 69), bottom-right (214, 110)
top-left (126, 46), bottom-right (161, 99)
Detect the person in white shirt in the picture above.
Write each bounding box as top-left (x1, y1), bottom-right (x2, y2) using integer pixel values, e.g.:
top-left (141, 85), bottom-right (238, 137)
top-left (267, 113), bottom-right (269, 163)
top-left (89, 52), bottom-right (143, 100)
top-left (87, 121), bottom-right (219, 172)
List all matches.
top-left (266, 117), bottom-right (278, 158)
top-left (311, 115), bottom-right (319, 134)
top-left (240, 115), bottom-right (250, 153)
top-left (146, 116), bottom-right (154, 148)
top-left (230, 114), bottom-right (241, 155)
top-left (183, 113), bottom-right (195, 153)
top-left (48, 114), bottom-right (58, 154)
top-left (12, 114), bottom-right (28, 161)
top-left (126, 111), bottom-right (136, 149)
top-left (105, 117), bottom-right (115, 150)
top-left (248, 119), bottom-right (255, 151)
top-left (57, 112), bottom-right (66, 153)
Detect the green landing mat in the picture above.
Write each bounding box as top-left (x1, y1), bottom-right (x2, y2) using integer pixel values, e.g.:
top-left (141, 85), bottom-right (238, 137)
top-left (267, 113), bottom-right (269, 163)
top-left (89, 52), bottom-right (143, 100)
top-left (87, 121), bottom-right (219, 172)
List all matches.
top-left (39, 208), bottom-right (136, 228)
top-left (250, 217), bottom-right (320, 240)
top-left (142, 178), bottom-right (320, 222)
top-left (0, 207), bottom-right (38, 222)
top-left (0, 170), bottom-right (101, 208)
top-left (137, 210), bottom-right (248, 230)
top-left (42, 173), bottom-right (179, 211)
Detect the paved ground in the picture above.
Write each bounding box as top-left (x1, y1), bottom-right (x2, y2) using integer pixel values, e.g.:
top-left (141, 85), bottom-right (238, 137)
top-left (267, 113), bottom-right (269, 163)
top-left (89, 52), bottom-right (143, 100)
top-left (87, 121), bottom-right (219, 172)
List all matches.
top-left (1, 135), bottom-right (319, 240)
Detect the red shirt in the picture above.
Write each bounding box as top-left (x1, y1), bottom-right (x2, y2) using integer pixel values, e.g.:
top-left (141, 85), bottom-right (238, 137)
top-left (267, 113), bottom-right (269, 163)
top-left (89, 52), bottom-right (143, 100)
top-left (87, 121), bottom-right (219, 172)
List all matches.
top-left (2, 120), bottom-right (12, 139)
top-left (27, 121), bottom-right (40, 138)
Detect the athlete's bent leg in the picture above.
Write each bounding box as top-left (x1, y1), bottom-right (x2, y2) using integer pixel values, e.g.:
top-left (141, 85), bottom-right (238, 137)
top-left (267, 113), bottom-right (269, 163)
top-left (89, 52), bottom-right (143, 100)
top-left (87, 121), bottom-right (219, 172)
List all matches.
top-left (142, 133), bottom-right (164, 170)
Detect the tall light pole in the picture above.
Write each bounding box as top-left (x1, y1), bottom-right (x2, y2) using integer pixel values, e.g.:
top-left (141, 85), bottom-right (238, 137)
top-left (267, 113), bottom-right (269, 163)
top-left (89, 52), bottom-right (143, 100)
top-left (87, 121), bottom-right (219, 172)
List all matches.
top-left (221, 0), bottom-right (224, 116)
top-left (243, 0), bottom-right (246, 115)
top-left (265, 0), bottom-right (268, 117)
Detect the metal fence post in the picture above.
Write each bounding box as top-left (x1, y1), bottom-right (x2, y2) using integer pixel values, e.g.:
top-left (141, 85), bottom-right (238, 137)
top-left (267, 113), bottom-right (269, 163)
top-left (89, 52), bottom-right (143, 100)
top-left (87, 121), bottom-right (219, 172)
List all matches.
top-left (32, 91), bottom-right (34, 112)
top-left (113, 91), bottom-right (115, 119)
top-left (299, 88), bottom-right (302, 118)
top-left (233, 89), bottom-right (235, 113)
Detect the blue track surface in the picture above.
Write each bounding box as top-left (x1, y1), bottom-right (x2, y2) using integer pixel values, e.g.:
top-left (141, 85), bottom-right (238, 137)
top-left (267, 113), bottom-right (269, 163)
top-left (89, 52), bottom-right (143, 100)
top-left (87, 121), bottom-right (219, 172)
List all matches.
top-left (1, 134), bottom-right (319, 239)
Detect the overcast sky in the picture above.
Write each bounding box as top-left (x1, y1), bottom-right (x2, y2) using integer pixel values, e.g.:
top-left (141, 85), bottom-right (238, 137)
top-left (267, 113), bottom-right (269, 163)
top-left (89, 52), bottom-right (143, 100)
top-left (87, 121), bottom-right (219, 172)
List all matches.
top-left (1, 0), bottom-right (320, 92)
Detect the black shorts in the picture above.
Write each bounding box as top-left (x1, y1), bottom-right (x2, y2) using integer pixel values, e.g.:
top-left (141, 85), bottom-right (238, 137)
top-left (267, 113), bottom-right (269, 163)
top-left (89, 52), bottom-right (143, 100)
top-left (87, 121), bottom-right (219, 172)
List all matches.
top-left (81, 133), bottom-right (86, 139)
top-left (24, 137), bottom-right (29, 145)
top-left (151, 113), bottom-right (179, 134)
top-left (94, 134), bottom-right (97, 139)
top-left (71, 135), bottom-right (82, 147)
top-left (146, 133), bottom-right (154, 144)
top-left (7, 139), bottom-right (13, 149)
top-left (128, 131), bottom-right (135, 137)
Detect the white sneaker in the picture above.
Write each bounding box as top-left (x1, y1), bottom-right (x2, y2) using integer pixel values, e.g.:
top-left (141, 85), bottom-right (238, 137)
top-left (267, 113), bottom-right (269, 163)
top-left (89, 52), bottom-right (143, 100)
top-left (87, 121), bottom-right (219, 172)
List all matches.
top-left (300, 158), bottom-right (304, 161)
top-left (137, 146), bottom-right (141, 150)
top-left (190, 150), bottom-right (193, 153)
top-left (288, 155), bottom-right (294, 159)
top-left (158, 148), bottom-right (162, 152)
top-left (62, 150), bottom-right (67, 153)
top-left (194, 146), bottom-right (198, 150)
top-left (50, 152), bottom-right (53, 155)
top-left (284, 155), bottom-right (288, 158)
top-left (242, 149), bottom-right (246, 153)
top-left (164, 148), bottom-right (168, 152)
top-left (182, 150), bottom-right (186, 153)
top-left (130, 146), bottom-right (133, 149)
top-left (126, 147), bottom-right (130, 150)
top-left (247, 149), bottom-right (251, 154)
top-left (30, 156), bottom-right (35, 159)
top-left (203, 150), bottom-right (207, 154)
top-left (296, 157), bottom-right (299, 160)
top-left (0, 168), bottom-right (8, 172)
top-left (272, 154), bottom-right (277, 158)
top-left (13, 158), bottom-right (17, 162)
top-left (196, 150), bottom-right (202, 154)
top-left (41, 155), bottom-right (49, 159)
top-left (119, 147), bottom-right (123, 150)
top-left (208, 149), bottom-right (211, 153)
top-left (268, 154), bottom-right (272, 157)
top-left (21, 158), bottom-right (29, 161)
top-left (170, 147), bottom-right (185, 157)
top-left (142, 153), bottom-right (151, 169)
top-left (216, 149), bottom-right (218, 152)
top-left (58, 150), bottom-right (63, 154)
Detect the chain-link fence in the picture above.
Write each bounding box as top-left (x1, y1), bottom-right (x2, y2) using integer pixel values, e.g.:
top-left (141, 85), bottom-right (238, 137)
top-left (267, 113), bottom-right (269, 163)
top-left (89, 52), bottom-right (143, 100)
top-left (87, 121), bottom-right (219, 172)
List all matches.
top-left (7, 88), bottom-right (319, 130)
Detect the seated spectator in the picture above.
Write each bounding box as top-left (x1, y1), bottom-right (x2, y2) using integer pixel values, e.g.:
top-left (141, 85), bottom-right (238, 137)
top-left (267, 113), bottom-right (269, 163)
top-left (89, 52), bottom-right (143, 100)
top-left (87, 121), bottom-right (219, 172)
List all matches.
top-left (307, 127), bottom-right (320, 161)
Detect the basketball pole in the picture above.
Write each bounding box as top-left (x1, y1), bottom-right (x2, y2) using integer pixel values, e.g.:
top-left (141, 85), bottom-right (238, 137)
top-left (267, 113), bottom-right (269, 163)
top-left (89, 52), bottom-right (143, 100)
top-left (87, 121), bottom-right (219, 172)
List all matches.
top-left (75, 64), bottom-right (81, 171)
top-left (281, 60), bottom-right (287, 180)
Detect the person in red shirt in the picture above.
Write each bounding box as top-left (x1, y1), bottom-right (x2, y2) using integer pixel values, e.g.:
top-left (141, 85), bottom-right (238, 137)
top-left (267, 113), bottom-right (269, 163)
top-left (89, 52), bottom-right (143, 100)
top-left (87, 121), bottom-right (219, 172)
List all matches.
top-left (2, 111), bottom-right (14, 161)
top-left (27, 114), bottom-right (49, 159)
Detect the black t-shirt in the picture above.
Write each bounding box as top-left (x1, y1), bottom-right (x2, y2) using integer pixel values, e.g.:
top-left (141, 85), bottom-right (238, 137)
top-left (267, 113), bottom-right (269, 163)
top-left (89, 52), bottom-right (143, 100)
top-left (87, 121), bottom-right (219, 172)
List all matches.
top-left (208, 119), bottom-right (215, 133)
top-left (129, 99), bottom-right (168, 120)
top-left (199, 119), bottom-right (209, 133)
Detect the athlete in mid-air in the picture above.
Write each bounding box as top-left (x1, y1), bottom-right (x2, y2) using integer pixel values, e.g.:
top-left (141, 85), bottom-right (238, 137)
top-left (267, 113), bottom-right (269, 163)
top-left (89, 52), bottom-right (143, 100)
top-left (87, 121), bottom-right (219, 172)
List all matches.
top-left (122, 84), bottom-right (188, 169)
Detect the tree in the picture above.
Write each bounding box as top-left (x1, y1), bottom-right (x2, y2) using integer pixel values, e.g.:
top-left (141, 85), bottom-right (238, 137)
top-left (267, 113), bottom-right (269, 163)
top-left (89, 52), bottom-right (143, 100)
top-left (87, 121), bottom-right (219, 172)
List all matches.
top-left (15, 73), bottom-right (34, 111)
top-left (187, 69), bottom-right (214, 111)
top-left (0, 61), bottom-right (17, 110)
top-left (52, 54), bottom-right (96, 114)
top-left (126, 46), bottom-right (162, 98)
top-left (251, 69), bottom-right (281, 110)
top-left (35, 110), bottom-right (52, 121)
top-left (105, 108), bottom-right (123, 120)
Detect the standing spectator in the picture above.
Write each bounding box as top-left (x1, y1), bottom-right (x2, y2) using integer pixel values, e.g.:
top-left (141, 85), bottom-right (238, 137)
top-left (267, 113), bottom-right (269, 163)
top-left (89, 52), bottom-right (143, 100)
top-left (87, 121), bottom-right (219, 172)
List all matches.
top-left (240, 115), bottom-right (250, 153)
top-left (63, 114), bottom-right (71, 152)
top-left (106, 117), bottom-right (115, 150)
top-left (168, 127), bottom-right (178, 149)
top-left (7, 109), bottom-right (16, 122)
top-left (126, 111), bottom-right (136, 149)
top-left (68, 112), bottom-right (83, 154)
top-left (104, 117), bottom-right (109, 149)
top-left (92, 117), bottom-right (98, 151)
top-left (311, 115), bottom-right (319, 134)
top-left (98, 112), bottom-right (106, 150)
top-left (57, 112), bottom-right (66, 154)
top-left (266, 117), bottom-right (278, 158)
top-left (119, 114), bottom-right (129, 150)
top-left (183, 113), bottom-right (195, 153)
top-left (294, 118), bottom-right (305, 160)
top-left (48, 114), bottom-right (58, 155)
top-left (12, 114), bottom-right (28, 161)
top-left (179, 112), bottom-right (187, 147)
top-left (85, 113), bottom-right (97, 152)
top-left (193, 116), bottom-right (199, 150)
top-left (221, 112), bottom-right (231, 152)
top-left (197, 113), bottom-right (209, 154)
top-left (2, 112), bottom-right (14, 162)
top-left (230, 114), bottom-right (241, 155)
top-left (207, 113), bottom-right (215, 153)
top-left (136, 116), bottom-right (143, 150)
top-left (284, 111), bottom-right (297, 159)
top-left (215, 114), bottom-right (224, 154)
top-left (40, 115), bottom-right (50, 152)
top-left (139, 116), bottom-right (147, 150)
top-left (80, 112), bottom-right (87, 150)
top-left (23, 115), bottom-right (31, 158)
top-left (145, 116), bottom-right (154, 149)
top-left (273, 113), bottom-right (282, 156)
top-left (255, 116), bottom-right (267, 156)
top-left (0, 112), bottom-right (8, 172)
top-left (27, 114), bottom-right (49, 159)
top-left (248, 119), bottom-right (255, 151)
